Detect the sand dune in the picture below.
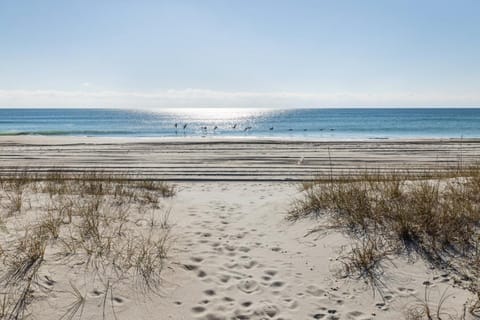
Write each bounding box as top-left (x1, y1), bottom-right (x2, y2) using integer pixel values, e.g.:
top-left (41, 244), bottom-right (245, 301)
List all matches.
top-left (1, 137), bottom-right (478, 319)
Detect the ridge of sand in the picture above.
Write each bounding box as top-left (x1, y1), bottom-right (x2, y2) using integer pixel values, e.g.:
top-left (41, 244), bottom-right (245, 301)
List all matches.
top-left (1, 137), bottom-right (479, 181)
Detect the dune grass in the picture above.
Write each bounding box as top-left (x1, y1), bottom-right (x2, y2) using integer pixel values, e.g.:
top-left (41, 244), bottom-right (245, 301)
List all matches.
top-left (290, 166), bottom-right (480, 315)
top-left (0, 170), bottom-right (175, 319)
top-left (404, 286), bottom-right (464, 320)
top-left (291, 167), bottom-right (480, 260)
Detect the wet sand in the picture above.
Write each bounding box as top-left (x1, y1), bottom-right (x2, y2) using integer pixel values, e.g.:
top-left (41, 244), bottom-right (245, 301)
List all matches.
top-left (1, 136), bottom-right (479, 180)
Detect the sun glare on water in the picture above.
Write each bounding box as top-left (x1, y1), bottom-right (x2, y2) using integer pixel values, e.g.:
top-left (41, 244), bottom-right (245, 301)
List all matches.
top-left (161, 108), bottom-right (273, 121)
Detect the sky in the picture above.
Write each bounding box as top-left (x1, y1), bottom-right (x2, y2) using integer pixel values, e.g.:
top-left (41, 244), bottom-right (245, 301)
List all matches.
top-left (0, 0), bottom-right (479, 108)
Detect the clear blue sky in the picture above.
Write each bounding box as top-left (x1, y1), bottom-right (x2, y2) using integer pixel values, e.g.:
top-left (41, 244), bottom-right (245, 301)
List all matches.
top-left (0, 0), bottom-right (479, 107)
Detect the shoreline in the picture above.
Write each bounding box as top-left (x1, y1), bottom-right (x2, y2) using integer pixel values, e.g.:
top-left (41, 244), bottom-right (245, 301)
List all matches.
top-left (1, 135), bottom-right (480, 145)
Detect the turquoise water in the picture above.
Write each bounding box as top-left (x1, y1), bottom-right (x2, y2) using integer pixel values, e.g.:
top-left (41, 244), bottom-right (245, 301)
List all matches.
top-left (0, 108), bottom-right (479, 139)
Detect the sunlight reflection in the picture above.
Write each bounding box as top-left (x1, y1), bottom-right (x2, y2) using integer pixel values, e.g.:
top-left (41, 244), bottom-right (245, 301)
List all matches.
top-left (160, 108), bottom-right (273, 120)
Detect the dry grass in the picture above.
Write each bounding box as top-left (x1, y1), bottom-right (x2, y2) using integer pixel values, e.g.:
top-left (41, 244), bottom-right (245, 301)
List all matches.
top-left (337, 237), bottom-right (394, 296)
top-left (59, 283), bottom-right (86, 320)
top-left (0, 183), bottom-right (25, 216)
top-left (290, 166), bottom-right (480, 306)
top-left (3, 230), bottom-right (47, 285)
top-left (0, 170), bottom-right (176, 319)
top-left (405, 285), bottom-right (466, 320)
top-left (290, 168), bottom-right (480, 260)
top-left (1, 227), bottom-right (47, 320)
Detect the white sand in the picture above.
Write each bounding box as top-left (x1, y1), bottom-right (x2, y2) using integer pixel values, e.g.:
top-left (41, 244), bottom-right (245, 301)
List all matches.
top-left (143, 182), bottom-right (473, 320)
top-left (1, 137), bottom-right (479, 319)
top-left (7, 182), bottom-right (472, 320)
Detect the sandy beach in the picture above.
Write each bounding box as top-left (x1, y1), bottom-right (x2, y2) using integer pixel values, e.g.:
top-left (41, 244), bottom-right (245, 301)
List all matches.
top-left (1, 137), bottom-right (479, 320)
top-left (3, 0), bottom-right (480, 317)
top-left (1, 136), bottom-right (479, 180)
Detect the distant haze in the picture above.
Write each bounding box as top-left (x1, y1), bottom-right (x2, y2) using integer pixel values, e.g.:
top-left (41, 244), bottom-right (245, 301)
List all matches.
top-left (1, 0), bottom-right (479, 108)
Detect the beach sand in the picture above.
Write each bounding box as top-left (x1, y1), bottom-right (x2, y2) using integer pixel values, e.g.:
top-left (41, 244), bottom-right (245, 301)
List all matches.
top-left (1, 137), bottom-right (479, 320)
top-left (1, 136), bottom-right (479, 180)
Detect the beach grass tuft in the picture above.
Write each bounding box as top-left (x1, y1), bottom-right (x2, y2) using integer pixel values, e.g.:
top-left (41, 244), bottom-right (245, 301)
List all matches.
top-left (0, 170), bottom-right (175, 319)
top-left (290, 165), bottom-right (480, 304)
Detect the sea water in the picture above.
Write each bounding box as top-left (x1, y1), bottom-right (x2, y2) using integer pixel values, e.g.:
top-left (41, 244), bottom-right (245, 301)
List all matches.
top-left (0, 108), bottom-right (479, 139)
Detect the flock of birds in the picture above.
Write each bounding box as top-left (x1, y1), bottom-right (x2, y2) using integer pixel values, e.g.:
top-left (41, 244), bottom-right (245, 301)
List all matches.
top-left (174, 123), bottom-right (336, 133)
top-left (174, 123), bottom-right (257, 132)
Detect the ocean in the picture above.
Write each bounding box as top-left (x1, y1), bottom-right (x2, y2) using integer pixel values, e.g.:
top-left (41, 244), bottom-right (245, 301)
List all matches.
top-left (0, 108), bottom-right (479, 139)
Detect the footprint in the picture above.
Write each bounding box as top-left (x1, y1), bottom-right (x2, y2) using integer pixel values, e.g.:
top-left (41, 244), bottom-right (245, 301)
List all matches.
top-left (375, 302), bottom-right (389, 311)
top-left (264, 270), bottom-right (278, 277)
top-left (232, 309), bottom-right (251, 320)
top-left (241, 301), bottom-right (253, 308)
top-left (91, 289), bottom-right (103, 297)
top-left (237, 279), bottom-right (259, 294)
top-left (270, 281), bottom-right (285, 289)
top-left (346, 310), bottom-right (367, 320)
top-left (184, 264), bottom-right (199, 271)
top-left (191, 306), bottom-right (206, 314)
top-left (204, 289), bottom-right (216, 296)
top-left (218, 274), bottom-right (231, 283)
top-left (306, 285), bottom-right (326, 297)
top-left (397, 287), bottom-right (416, 296)
top-left (261, 302), bottom-right (279, 318)
top-left (112, 296), bottom-right (124, 304)
top-left (43, 275), bottom-right (55, 287)
top-left (243, 260), bottom-right (257, 269)
top-left (225, 262), bottom-right (239, 269)
top-left (191, 257), bottom-right (204, 263)
top-left (384, 295), bottom-right (393, 302)
top-left (282, 297), bottom-right (299, 309)
top-left (224, 244), bottom-right (236, 252)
